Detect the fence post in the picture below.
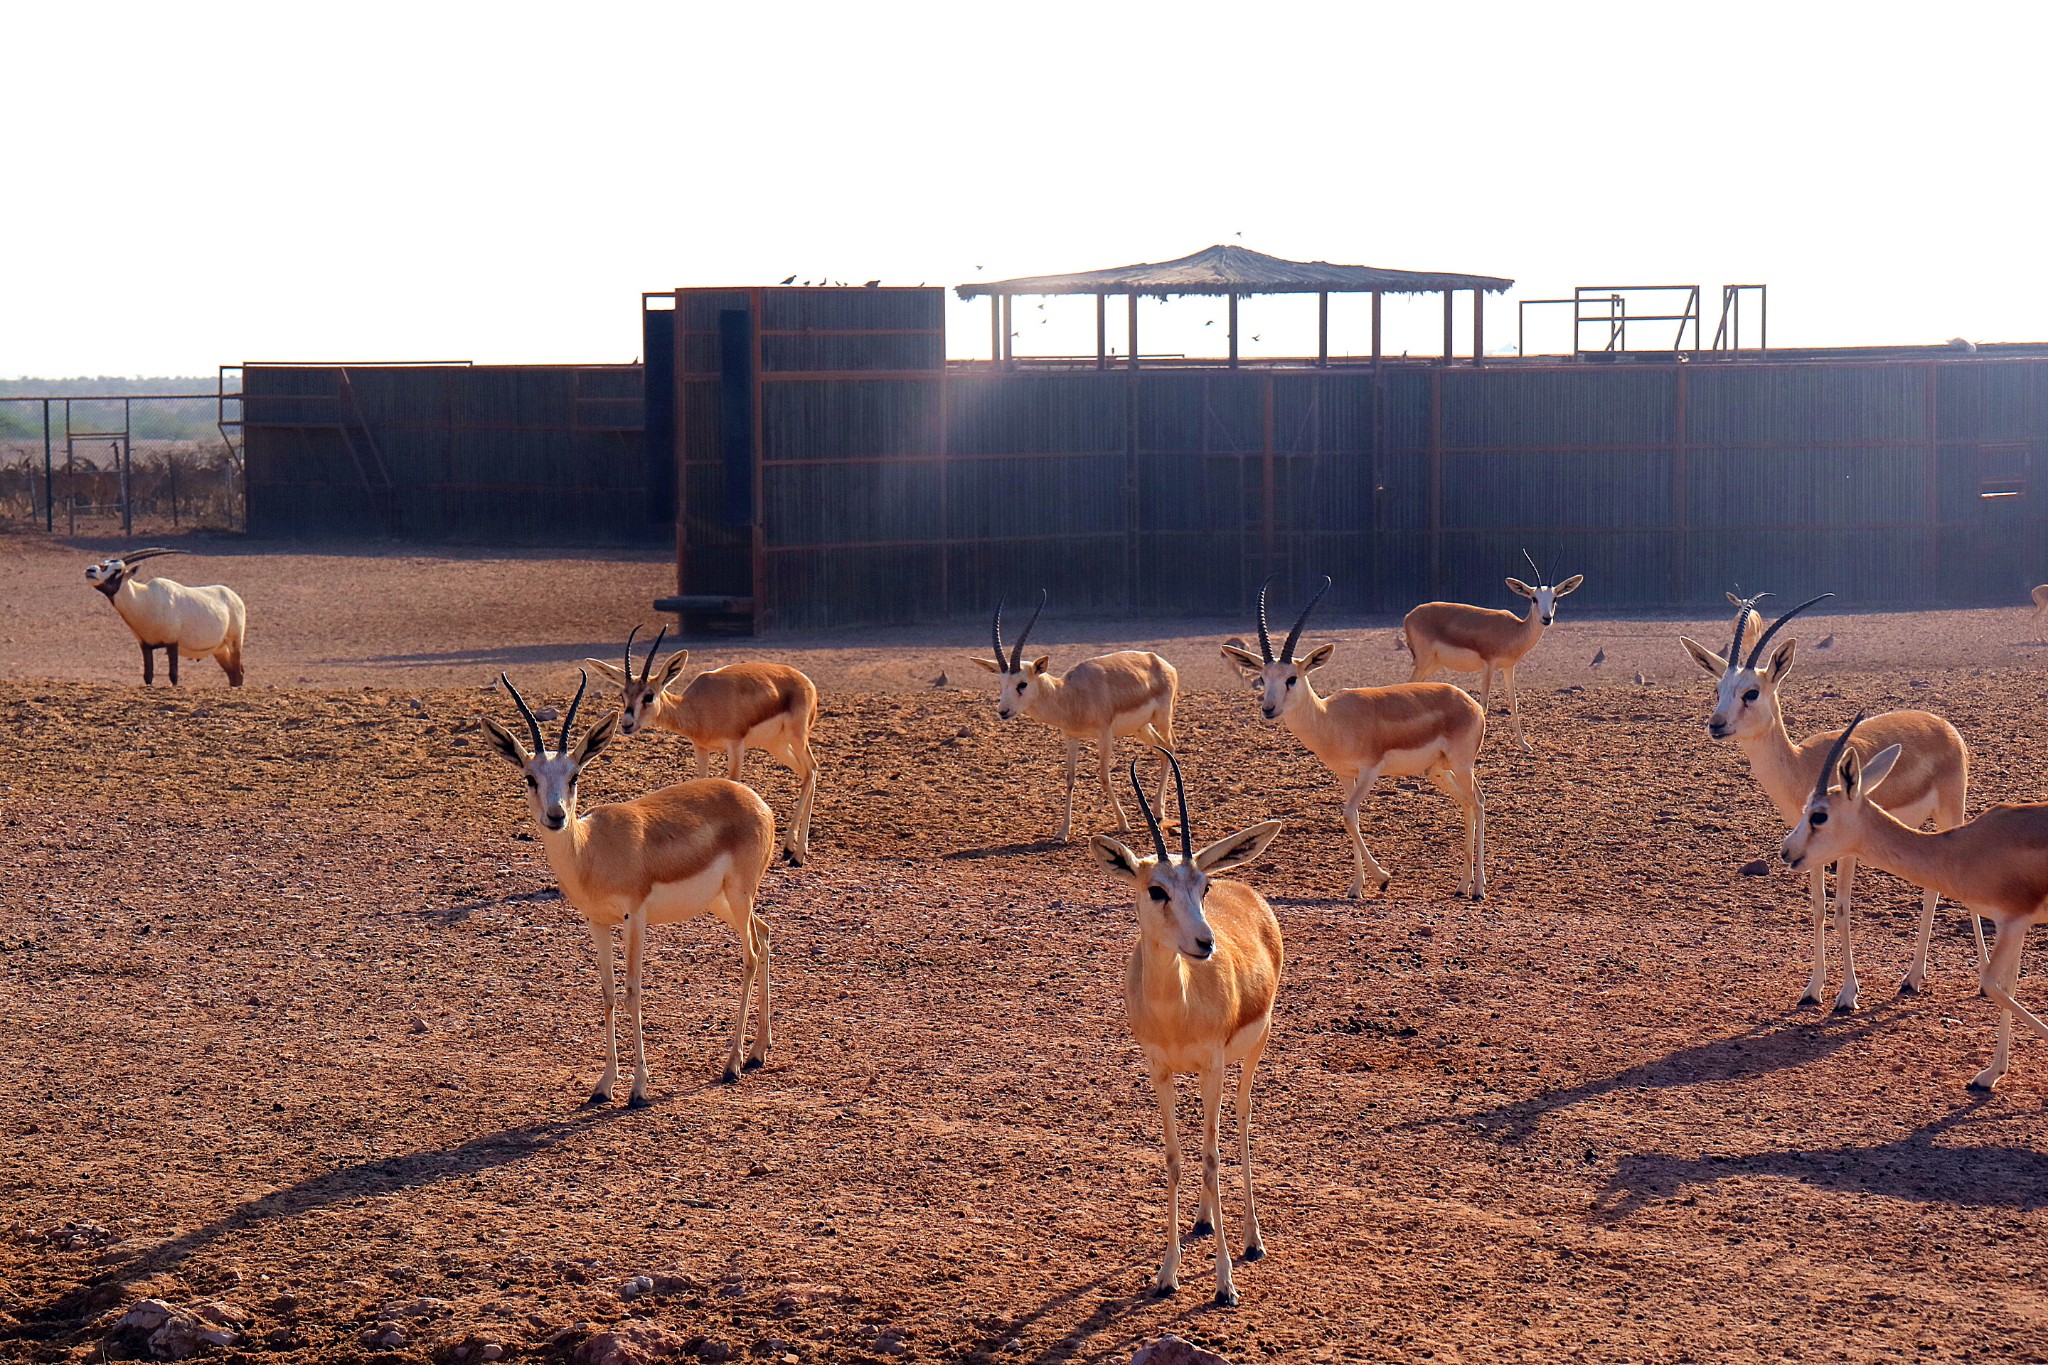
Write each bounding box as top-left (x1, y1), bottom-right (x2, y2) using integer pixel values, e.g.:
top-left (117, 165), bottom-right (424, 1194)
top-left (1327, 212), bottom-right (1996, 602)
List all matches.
top-left (41, 399), bottom-right (52, 532)
top-left (122, 399), bottom-right (133, 537)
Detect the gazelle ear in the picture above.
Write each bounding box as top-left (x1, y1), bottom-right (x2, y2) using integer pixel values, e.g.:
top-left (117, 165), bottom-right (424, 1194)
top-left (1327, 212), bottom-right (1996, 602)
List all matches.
top-left (1679, 636), bottom-right (1728, 676)
top-left (1029, 655), bottom-right (1051, 674)
top-left (1506, 577), bottom-right (1535, 598)
top-left (1851, 742), bottom-right (1903, 798)
top-left (582, 660), bottom-right (631, 686)
top-left (1219, 643), bottom-right (1264, 673)
top-left (1194, 820), bottom-right (1283, 875)
top-left (1089, 834), bottom-right (1145, 886)
top-left (480, 717), bottom-right (532, 767)
top-left (1300, 642), bottom-right (1337, 672)
top-left (571, 710), bottom-right (620, 767)
top-left (1766, 637), bottom-right (1797, 681)
top-left (657, 649), bottom-right (691, 688)
top-left (1555, 574), bottom-right (1584, 597)
top-left (968, 656), bottom-right (1003, 673)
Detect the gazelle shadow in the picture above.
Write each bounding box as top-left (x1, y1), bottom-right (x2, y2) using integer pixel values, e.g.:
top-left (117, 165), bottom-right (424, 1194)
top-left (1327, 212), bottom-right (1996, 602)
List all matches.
top-left (1593, 1096), bottom-right (2048, 1219)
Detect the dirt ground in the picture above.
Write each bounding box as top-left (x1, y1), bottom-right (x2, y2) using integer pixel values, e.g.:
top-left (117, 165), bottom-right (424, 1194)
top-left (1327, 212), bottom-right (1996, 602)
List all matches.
top-left (6, 529), bottom-right (2048, 1364)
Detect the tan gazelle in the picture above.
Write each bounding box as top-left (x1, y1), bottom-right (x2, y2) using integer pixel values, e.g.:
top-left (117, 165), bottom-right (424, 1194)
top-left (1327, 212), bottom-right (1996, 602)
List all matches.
top-left (1221, 577), bottom-right (1488, 899)
top-left (2032, 584), bottom-right (2048, 630)
top-left (1401, 552), bottom-right (1583, 752)
top-left (969, 592), bottom-right (1178, 842)
top-left (585, 626), bottom-right (820, 864)
top-left (1680, 594), bottom-right (1983, 1012)
top-left (1089, 751), bottom-right (1285, 1308)
top-left (1784, 715), bottom-right (2048, 1090)
top-left (483, 672), bottom-right (778, 1103)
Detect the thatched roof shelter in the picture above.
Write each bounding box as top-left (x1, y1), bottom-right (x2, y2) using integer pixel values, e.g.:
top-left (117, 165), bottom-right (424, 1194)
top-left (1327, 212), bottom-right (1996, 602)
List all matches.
top-left (957, 245), bottom-right (1513, 370)
top-left (955, 245), bottom-right (1512, 300)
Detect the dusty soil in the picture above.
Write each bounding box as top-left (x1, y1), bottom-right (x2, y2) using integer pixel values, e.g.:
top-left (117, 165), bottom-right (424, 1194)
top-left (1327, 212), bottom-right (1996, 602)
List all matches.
top-left (5, 530), bottom-right (2048, 1364)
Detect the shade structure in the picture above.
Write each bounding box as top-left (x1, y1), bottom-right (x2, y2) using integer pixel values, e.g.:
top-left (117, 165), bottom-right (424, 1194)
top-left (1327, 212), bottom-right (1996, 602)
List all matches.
top-left (955, 244), bottom-right (1513, 300)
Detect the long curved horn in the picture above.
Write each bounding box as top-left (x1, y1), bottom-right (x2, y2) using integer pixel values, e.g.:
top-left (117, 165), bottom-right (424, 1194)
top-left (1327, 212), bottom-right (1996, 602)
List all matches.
top-left (1281, 575), bottom-right (1332, 663)
top-left (1726, 602), bottom-right (1754, 674)
top-left (500, 672), bottom-right (546, 754)
top-left (991, 596), bottom-right (1006, 666)
top-left (559, 669), bottom-right (588, 750)
top-left (1521, 547), bottom-right (1543, 584)
top-left (1255, 577), bottom-right (1276, 662)
top-left (623, 624), bottom-right (640, 679)
top-left (118, 547), bottom-right (181, 563)
top-left (1813, 711), bottom-right (1867, 804)
top-left (640, 625), bottom-right (667, 686)
top-left (1746, 593), bottom-right (1834, 670)
top-left (1163, 748), bottom-right (1193, 863)
top-left (1009, 589), bottom-right (1046, 670)
top-left (1129, 759), bottom-right (1171, 862)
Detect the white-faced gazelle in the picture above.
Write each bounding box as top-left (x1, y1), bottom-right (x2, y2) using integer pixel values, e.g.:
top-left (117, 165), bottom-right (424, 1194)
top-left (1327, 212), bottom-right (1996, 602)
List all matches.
top-left (1089, 750), bottom-right (1284, 1308)
top-left (969, 592), bottom-right (1178, 842)
top-left (1784, 715), bottom-right (2048, 1090)
top-left (1679, 594), bottom-right (1982, 1011)
top-left (1221, 578), bottom-right (1488, 899)
top-left (585, 626), bottom-right (821, 864)
top-left (1401, 552), bottom-right (1583, 752)
top-left (84, 548), bottom-right (247, 686)
top-left (483, 672), bottom-right (777, 1102)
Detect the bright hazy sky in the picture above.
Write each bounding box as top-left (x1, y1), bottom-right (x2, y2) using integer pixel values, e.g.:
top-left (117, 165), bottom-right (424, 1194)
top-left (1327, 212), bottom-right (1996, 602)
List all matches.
top-left (8, 2), bottom-right (2044, 378)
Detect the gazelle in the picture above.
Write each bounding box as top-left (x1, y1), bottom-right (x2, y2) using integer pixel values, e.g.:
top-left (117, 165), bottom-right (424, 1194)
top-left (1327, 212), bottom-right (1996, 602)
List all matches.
top-left (1221, 577), bottom-right (1487, 899)
top-left (1680, 595), bottom-right (1983, 1012)
top-left (84, 548), bottom-right (246, 686)
top-left (969, 592), bottom-right (1177, 842)
top-left (1785, 715), bottom-right (2048, 1091)
top-left (584, 627), bottom-right (820, 864)
top-left (1401, 555), bottom-right (1582, 752)
top-left (2032, 584), bottom-right (2048, 626)
top-left (482, 672), bottom-right (777, 1102)
top-left (1089, 751), bottom-right (1285, 1307)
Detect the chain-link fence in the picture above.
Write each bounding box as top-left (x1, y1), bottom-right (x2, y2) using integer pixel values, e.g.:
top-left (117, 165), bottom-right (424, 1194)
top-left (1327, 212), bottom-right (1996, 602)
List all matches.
top-left (0, 389), bottom-right (244, 535)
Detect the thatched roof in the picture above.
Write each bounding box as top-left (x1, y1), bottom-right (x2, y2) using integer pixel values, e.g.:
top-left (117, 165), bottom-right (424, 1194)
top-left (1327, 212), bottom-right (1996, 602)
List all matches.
top-left (955, 245), bottom-right (1513, 299)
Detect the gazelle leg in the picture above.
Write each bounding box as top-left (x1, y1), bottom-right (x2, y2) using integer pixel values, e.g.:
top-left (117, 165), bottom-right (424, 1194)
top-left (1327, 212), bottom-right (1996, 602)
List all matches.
top-left (723, 898), bottom-right (761, 1083)
top-left (585, 923), bottom-right (619, 1105)
top-left (1236, 1042), bottom-right (1267, 1261)
top-left (726, 743), bottom-right (746, 781)
top-left (1504, 667), bottom-right (1532, 753)
top-left (1199, 1060), bottom-right (1237, 1307)
top-left (624, 910), bottom-right (653, 1107)
top-left (694, 744), bottom-right (711, 781)
top-left (1799, 866), bottom-right (1829, 1007)
top-left (1435, 763), bottom-right (1486, 900)
top-left (1056, 739), bottom-right (1079, 842)
top-left (1479, 665), bottom-right (1495, 718)
top-left (1903, 883), bottom-right (1941, 995)
top-left (1149, 1067), bottom-right (1182, 1297)
top-left (1098, 735), bottom-right (1128, 833)
top-left (744, 909), bottom-right (772, 1069)
top-left (1425, 767), bottom-right (1474, 898)
top-left (1341, 765), bottom-right (1391, 899)
top-left (1970, 920), bottom-right (2030, 1091)
top-left (788, 743), bottom-right (820, 863)
top-left (1832, 857), bottom-right (1861, 1014)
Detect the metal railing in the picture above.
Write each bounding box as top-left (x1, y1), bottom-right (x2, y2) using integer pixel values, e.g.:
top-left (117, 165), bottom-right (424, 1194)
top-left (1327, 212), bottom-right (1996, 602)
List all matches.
top-left (0, 390), bottom-right (243, 534)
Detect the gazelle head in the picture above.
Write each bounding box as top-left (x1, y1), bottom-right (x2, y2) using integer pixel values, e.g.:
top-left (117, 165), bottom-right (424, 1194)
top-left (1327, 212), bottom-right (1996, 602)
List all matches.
top-left (84, 547), bottom-right (179, 598)
top-left (969, 591), bottom-right (1049, 721)
top-left (1783, 713), bottom-right (1899, 873)
top-left (1679, 592), bottom-right (1833, 742)
top-left (1220, 576), bottom-right (1335, 721)
top-left (481, 671), bottom-right (619, 833)
top-left (1090, 751), bottom-right (1283, 963)
top-left (584, 625), bottom-right (690, 736)
top-left (1504, 550), bottom-right (1583, 626)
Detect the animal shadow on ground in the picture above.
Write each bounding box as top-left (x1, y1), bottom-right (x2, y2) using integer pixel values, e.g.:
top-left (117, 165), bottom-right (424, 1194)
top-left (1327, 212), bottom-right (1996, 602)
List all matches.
top-left (1593, 1096), bottom-right (2048, 1219)
top-left (410, 886), bottom-right (562, 924)
top-left (1404, 1012), bottom-right (1909, 1144)
top-left (960, 1268), bottom-right (1167, 1365)
top-left (8, 1108), bottom-right (617, 1337)
top-left (332, 643), bottom-right (631, 670)
top-left (942, 839), bottom-right (1070, 861)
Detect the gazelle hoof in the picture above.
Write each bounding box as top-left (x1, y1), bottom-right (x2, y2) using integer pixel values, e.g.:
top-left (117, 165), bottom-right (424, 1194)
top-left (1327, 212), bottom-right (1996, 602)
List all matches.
top-left (1796, 993), bottom-right (1823, 1010)
top-left (742, 1055), bottom-right (766, 1072)
top-left (626, 1093), bottom-right (652, 1109)
top-left (1242, 1244), bottom-right (1266, 1262)
top-left (1212, 1288), bottom-right (1239, 1309)
top-left (582, 1092), bottom-right (612, 1108)
top-left (782, 847), bottom-right (806, 866)
top-left (1188, 1220), bottom-right (1213, 1239)
top-left (1832, 1000), bottom-right (1857, 1016)
top-left (1968, 1073), bottom-right (2002, 1093)
top-left (721, 1068), bottom-right (740, 1085)
top-left (1899, 977), bottom-right (1924, 996)
top-left (1153, 1282), bottom-right (1177, 1299)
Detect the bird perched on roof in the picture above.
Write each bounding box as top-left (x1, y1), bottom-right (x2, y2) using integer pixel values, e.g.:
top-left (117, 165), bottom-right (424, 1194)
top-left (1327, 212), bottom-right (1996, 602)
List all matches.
top-left (1589, 647), bottom-right (1606, 668)
top-left (780, 274), bottom-right (796, 284)
top-left (864, 279), bottom-right (881, 288)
